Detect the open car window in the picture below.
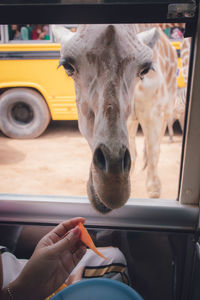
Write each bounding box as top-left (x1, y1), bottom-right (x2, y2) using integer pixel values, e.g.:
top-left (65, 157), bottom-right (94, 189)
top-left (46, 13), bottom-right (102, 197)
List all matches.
top-left (0, 22), bottom-right (191, 200)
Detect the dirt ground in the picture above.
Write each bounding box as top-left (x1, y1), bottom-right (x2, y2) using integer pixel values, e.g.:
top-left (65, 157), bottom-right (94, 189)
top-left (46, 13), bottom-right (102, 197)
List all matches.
top-left (0, 121), bottom-right (183, 200)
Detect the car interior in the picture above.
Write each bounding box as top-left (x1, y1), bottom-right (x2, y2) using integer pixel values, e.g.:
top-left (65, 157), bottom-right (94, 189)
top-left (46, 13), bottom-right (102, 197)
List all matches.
top-left (0, 1), bottom-right (200, 300)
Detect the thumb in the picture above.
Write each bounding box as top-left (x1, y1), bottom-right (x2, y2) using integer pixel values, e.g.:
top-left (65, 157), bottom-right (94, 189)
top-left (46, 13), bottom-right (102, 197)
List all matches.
top-left (52, 226), bottom-right (80, 254)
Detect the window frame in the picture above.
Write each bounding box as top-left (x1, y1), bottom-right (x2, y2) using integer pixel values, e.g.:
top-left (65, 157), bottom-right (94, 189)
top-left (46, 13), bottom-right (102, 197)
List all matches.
top-left (0, 194), bottom-right (198, 231)
top-left (179, 10), bottom-right (200, 206)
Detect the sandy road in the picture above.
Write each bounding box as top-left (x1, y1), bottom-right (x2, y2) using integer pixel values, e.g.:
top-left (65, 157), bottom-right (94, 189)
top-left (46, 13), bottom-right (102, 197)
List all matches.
top-left (0, 121), bottom-right (183, 200)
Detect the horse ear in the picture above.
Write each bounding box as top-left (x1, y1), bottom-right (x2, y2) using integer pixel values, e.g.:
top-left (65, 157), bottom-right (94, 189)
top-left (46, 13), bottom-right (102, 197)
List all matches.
top-left (52, 25), bottom-right (76, 45)
top-left (137, 27), bottom-right (160, 48)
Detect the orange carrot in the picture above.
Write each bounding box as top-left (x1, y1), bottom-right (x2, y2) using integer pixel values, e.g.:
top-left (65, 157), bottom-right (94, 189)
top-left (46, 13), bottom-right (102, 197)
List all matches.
top-left (78, 222), bottom-right (108, 260)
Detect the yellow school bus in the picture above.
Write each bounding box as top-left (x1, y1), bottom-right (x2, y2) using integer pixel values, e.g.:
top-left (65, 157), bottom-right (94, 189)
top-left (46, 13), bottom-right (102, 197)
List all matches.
top-left (0, 24), bottom-right (77, 139)
top-left (171, 40), bottom-right (186, 88)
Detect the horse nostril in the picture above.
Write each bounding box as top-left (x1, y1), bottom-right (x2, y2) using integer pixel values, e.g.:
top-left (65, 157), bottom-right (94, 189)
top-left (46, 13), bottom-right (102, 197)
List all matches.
top-left (123, 149), bottom-right (131, 172)
top-left (94, 145), bottom-right (131, 173)
top-left (94, 147), bottom-right (106, 171)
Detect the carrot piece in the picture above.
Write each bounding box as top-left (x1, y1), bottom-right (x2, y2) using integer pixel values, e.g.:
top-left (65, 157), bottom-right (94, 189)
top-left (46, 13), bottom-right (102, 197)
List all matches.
top-left (78, 222), bottom-right (108, 260)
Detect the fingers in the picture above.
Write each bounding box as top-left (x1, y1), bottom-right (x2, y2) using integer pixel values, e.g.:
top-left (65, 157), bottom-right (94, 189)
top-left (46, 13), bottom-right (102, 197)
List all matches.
top-left (47, 217), bottom-right (85, 243)
top-left (52, 225), bottom-right (82, 254)
top-left (60, 217), bottom-right (85, 236)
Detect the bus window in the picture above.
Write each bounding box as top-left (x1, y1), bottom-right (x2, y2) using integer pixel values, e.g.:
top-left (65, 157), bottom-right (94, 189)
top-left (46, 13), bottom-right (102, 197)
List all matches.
top-left (8, 24), bottom-right (51, 41)
top-left (0, 25), bottom-right (2, 42)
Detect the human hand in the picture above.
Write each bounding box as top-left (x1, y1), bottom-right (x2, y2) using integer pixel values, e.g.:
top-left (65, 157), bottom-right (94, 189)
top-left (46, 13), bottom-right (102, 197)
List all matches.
top-left (10, 217), bottom-right (86, 300)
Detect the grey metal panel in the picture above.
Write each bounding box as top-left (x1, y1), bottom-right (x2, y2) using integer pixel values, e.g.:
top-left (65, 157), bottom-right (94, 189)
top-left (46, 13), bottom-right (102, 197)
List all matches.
top-left (179, 5), bottom-right (200, 206)
top-left (0, 194), bottom-right (198, 231)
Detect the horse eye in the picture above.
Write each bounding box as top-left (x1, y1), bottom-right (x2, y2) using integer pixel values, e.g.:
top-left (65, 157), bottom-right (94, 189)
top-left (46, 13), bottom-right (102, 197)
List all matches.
top-left (58, 58), bottom-right (75, 77)
top-left (64, 63), bottom-right (75, 77)
top-left (138, 63), bottom-right (154, 80)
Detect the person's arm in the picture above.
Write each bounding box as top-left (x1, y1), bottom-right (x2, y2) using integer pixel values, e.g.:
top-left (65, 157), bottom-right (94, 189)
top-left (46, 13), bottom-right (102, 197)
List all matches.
top-left (0, 217), bottom-right (86, 300)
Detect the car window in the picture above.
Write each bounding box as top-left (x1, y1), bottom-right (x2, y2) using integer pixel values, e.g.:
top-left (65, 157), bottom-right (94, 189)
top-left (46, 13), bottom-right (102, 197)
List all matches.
top-left (0, 23), bottom-right (190, 203)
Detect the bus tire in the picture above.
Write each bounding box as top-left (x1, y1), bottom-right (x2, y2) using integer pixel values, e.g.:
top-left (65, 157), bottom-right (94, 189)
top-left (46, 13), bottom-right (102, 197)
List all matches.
top-left (0, 88), bottom-right (51, 139)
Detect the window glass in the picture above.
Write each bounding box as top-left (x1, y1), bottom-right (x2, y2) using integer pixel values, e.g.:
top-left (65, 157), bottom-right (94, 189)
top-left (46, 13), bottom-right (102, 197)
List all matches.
top-left (0, 23), bottom-right (189, 201)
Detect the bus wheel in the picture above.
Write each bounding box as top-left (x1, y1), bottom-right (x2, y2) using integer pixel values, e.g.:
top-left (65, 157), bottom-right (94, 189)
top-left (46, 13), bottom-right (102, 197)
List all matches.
top-left (0, 88), bottom-right (51, 139)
